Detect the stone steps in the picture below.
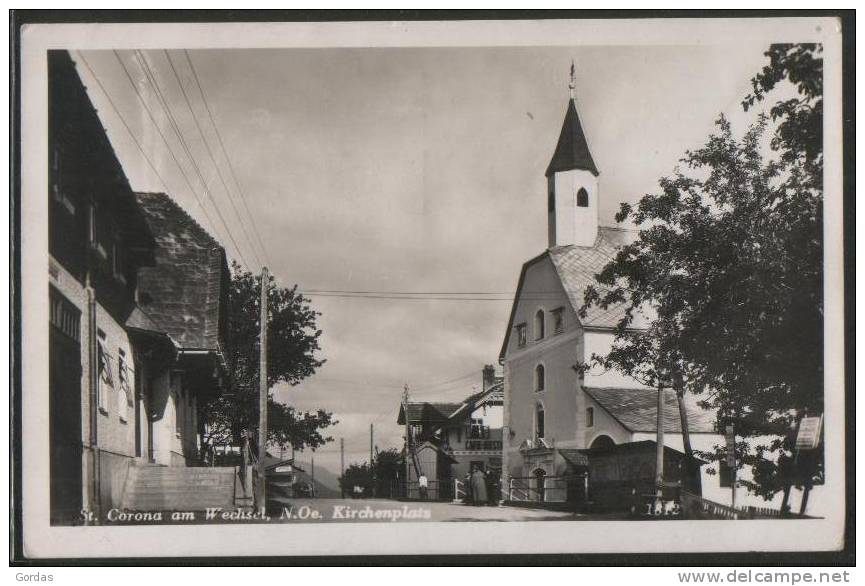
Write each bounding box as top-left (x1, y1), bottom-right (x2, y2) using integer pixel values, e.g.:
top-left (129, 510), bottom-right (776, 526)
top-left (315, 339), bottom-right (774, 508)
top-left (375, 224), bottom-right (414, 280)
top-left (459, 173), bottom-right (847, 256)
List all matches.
top-left (121, 465), bottom-right (238, 511)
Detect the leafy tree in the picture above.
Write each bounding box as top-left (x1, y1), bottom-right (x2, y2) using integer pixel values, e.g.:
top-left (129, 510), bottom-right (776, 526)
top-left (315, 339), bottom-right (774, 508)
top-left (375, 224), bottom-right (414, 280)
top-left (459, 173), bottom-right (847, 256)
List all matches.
top-left (581, 44), bottom-right (823, 501)
top-left (372, 448), bottom-right (404, 498)
top-left (199, 262), bottom-right (334, 459)
top-left (339, 463), bottom-right (373, 498)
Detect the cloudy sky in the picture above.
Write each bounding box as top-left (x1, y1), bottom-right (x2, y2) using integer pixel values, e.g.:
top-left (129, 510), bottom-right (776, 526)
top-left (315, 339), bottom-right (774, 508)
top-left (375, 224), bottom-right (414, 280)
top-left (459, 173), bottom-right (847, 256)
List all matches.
top-left (74, 42), bottom-right (774, 480)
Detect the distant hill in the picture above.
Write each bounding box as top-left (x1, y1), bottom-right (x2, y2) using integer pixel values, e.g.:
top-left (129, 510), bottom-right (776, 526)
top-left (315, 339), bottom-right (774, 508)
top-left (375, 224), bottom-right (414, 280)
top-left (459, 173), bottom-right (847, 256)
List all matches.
top-left (296, 462), bottom-right (342, 498)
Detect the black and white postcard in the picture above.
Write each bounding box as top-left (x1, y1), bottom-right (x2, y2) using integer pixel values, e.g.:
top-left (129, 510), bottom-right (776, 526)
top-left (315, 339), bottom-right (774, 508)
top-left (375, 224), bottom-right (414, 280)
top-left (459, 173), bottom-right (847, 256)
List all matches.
top-left (13, 14), bottom-right (850, 560)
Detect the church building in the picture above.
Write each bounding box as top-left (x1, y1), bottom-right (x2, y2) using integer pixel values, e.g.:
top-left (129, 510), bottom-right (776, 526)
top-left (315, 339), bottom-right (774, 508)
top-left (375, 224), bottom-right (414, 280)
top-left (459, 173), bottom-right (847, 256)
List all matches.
top-left (498, 69), bottom-right (813, 512)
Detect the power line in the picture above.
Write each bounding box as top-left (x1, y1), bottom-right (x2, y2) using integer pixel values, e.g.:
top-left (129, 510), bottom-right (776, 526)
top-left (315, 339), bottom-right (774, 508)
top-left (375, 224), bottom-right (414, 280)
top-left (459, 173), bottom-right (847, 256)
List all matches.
top-left (73, 53), bottom-right (173, 198)
top-left (95, 49), bottom-right (221, 248)
top-left (162, 50), bottom-right (263, 270)
top-left (114, 49), bottom-right (250, 269)
top-left (183, 49), bottom-right (272, 268)
top-left (301, 293), bottom-right (515, 301)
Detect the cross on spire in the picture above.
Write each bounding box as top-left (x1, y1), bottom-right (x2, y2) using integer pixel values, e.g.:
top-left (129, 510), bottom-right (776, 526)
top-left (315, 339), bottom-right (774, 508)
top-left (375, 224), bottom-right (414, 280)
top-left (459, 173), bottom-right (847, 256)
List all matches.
top-left (568, 59), bottom-right (576, 99)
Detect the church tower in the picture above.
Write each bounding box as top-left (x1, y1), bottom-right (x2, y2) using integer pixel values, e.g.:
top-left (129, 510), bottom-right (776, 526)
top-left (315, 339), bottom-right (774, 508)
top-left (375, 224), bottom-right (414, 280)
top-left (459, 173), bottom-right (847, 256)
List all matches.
top-left (546, 63), bottom-right (599, 249)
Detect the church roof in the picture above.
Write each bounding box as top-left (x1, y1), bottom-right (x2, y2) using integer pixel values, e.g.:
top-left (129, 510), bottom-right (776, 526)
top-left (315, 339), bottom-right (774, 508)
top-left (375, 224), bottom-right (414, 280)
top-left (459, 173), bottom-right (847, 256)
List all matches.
top-left (584, 386), bottom-right (717, 433)
top-left (545, 98), bottom-right (599, 177)
top-left (498, 226), bottom-right (639, 360)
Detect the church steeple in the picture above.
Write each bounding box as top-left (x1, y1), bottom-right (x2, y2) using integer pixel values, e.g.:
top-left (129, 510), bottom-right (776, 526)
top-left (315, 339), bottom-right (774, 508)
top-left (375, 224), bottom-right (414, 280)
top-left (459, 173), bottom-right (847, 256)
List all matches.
top-left (546, 62), bottom-right (600, 249)
top-left (545, 63), bottom-right (599, 177)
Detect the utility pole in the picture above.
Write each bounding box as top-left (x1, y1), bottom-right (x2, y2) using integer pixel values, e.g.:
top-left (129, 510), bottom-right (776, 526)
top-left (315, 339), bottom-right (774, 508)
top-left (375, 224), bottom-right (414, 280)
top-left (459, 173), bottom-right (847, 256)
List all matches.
top-left (403, 384), bottom-right (410, 498)
top-left (311, 455), bottom-right (315, 498)
top-left (370, 423), bottom-right (375, 498)
top-left (340, 437), bottom-right (345, 499)
top-left (256, 266), bottom-right (269, 514)
top-left (655, 379), bottom-right (665, 504)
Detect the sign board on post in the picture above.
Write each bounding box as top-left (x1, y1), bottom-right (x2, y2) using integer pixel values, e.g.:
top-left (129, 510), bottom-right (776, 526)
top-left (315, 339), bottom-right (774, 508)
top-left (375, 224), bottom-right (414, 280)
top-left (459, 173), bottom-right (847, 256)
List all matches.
top-left (725, 425), bottom-right (735, 467)
top-left (795, 415), bottom-right (823, 450)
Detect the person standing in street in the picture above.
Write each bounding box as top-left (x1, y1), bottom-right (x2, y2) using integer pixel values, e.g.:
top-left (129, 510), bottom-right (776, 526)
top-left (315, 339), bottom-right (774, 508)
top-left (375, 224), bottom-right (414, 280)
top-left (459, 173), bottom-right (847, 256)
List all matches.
top-left (418, 473), bottom-right (428, 500)
top-left (470, 466), bottom-right (487, 506)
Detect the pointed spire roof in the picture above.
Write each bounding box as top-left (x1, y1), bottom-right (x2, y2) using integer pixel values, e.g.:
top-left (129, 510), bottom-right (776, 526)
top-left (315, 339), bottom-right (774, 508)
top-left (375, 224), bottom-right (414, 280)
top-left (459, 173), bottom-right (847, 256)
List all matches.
top-left (545, 98), bottom-right (599, 177)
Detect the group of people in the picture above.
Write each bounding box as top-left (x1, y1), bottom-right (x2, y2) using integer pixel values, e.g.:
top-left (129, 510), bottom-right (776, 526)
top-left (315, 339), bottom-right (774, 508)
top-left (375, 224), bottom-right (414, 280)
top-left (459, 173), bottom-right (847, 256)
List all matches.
top-left (463, 465), bottom-right (501, 506)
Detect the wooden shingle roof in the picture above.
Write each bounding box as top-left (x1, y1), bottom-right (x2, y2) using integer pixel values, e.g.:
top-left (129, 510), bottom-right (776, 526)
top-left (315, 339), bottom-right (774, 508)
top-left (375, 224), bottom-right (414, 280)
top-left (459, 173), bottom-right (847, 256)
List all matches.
top-left (133, 192), bottom-right (230, 352)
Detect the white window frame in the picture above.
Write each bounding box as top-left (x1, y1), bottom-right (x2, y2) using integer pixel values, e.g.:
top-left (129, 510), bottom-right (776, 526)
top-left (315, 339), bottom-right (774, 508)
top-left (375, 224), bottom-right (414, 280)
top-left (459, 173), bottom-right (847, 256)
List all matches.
top-left (515, 323), bottom-right (527, 348)
top-left (552, 307), bottom-right (564, 334)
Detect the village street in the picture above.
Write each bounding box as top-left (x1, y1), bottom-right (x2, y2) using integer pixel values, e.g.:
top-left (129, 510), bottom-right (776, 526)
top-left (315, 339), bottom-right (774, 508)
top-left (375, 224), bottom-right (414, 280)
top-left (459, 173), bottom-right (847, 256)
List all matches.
top-left (269, 498), bottom-right (591, 523)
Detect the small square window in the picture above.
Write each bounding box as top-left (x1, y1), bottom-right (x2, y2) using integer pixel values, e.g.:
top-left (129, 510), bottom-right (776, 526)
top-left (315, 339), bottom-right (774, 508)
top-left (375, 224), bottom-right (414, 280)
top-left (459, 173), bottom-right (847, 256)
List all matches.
top-left (516, 323), bottom-right (527, 348)
top-left (552, 307), bottom-right (564, 334)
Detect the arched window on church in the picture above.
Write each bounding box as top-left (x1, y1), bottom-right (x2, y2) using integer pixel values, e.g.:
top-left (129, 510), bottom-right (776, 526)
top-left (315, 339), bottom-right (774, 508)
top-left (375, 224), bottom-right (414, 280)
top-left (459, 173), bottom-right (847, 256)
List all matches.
top-left (534, 309), bottom-right (545, 340)
top-left (535, 364), bottom-right (545, 392)
top-left (577, 187), bottom-right (589, 208)
top-left (535, 403), bottom-right (545, 440)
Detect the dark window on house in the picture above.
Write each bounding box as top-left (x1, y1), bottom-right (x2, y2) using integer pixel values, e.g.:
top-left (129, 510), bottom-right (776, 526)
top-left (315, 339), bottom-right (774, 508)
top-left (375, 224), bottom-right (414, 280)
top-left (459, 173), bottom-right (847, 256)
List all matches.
top-left (535, 403), bottom-right (545, 440)
top-left (586, 407), bottom-right (594, 428)
top-left (469, 418), bottom-right (488, 439)
top-left (112, 240), bottom-right (125, 281)
top-left (552, 307), bottom-right (564, 334)
top-left (577, 187), bottom-right (589, 208)
top-left (49, 289), bottom-right (80, 342)
top-left (516, 323), bottom-right (527, 348)
top-left (534, 309), bottom-right (545, 340)
top-left (535, 364), bottom-right (545, 392)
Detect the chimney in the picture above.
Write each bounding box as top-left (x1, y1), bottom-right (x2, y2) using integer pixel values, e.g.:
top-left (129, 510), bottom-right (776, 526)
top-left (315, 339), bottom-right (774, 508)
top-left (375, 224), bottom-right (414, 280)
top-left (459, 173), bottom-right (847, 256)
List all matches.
top-left (482, 364), bottom-right (496, 391)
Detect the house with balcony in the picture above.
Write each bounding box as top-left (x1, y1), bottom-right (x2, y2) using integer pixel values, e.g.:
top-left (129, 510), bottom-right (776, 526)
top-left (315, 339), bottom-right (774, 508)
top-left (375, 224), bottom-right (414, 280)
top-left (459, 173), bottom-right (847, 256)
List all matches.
top-left (397, 365), bottom-right (503, 499)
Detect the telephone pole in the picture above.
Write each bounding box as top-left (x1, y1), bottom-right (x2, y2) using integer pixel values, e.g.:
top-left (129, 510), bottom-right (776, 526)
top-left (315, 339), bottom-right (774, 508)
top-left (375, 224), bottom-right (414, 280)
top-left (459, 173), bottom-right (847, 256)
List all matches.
top-left (370, 423), bottom-right (375, 497)
top-left (340, 437), bottom-right (345, 499)
top-left (255, 266), bottom-right (269, 513)
top-left (655, 379), bottom-right (665, 502)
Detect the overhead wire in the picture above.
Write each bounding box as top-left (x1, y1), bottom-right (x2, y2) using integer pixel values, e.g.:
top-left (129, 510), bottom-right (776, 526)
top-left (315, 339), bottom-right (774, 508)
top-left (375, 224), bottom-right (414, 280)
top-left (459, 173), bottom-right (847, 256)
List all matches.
top-left (73, 52), bottom-right (174, 197)
top-left (162, 49), bottom-right (264, 271)
top-left (183, 49), bottom-right (273, 268)
top-left (114, 49), bottom-right (251, 269)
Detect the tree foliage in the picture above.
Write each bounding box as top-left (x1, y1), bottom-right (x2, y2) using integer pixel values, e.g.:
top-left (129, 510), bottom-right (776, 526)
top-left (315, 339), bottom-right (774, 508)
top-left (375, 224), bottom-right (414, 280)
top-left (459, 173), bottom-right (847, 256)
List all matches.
top-left (199, 262), bottom-right (334, 457)
top-left (581, 44), bottom-right (823, 499)
top-left (338, 449), bottom-right (404, 498)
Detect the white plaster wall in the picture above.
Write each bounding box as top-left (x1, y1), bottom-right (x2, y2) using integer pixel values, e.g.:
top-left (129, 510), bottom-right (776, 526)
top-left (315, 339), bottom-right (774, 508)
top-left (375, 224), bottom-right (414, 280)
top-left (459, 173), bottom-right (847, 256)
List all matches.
top-left (631, 431), bottom-right (828, 517)
top-left (583, 330), bottom-right (652, 389)
top-left (582, 392), bottom-right (632, 447)
top-left (471, 403), bottom-right (503, 428)
top-left (551, 168), bottom-right (598, 248)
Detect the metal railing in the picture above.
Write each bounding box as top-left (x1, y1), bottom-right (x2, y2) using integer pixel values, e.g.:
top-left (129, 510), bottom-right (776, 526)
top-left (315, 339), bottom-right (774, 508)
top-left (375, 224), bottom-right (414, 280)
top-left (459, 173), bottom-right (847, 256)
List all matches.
top-left (680, 490), bottom-right (739, 519)
top-left (508, 474), bottom-right (588, 503)
top-left (399, 480), bottom-right (450, 501)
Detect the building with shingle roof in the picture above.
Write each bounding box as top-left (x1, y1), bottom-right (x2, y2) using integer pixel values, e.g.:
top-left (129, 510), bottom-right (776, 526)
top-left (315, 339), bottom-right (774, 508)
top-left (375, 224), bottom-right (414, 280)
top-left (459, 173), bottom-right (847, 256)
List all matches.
top-left (134, 191), bottom-right (230, 353)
